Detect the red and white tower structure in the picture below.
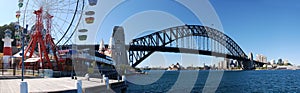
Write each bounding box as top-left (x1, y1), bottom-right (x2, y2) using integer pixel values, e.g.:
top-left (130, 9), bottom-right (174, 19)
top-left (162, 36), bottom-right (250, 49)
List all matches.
top-left (2, 29), bottom-right (14, 68)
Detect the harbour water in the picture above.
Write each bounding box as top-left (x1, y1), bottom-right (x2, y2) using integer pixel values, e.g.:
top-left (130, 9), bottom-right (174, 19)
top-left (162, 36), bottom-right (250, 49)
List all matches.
top-left (126, 70), bottom-right (300, 93)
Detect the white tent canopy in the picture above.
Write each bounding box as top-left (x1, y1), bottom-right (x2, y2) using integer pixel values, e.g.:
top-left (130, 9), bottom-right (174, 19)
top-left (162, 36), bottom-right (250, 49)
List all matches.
top-left (13, 50), bottom-right (38, 58)
top-left (24, 58), bottom-right (40, 63)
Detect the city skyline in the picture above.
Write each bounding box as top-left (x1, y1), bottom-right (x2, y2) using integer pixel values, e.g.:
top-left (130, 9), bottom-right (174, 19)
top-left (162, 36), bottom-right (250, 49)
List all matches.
top-left (0, 0), bottom-right (300, 67)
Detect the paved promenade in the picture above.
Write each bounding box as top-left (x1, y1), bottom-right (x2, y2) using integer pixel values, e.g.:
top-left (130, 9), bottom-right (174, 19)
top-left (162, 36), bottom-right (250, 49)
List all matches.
top-left (0, 77), bottom-right (120, 93)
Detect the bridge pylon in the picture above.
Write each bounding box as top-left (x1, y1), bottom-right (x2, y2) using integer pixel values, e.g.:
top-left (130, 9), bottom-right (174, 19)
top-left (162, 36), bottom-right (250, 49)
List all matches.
top-left (111, 26), bottom-right (130, 75)
top-left (241, 60), bottom-right (255, 70)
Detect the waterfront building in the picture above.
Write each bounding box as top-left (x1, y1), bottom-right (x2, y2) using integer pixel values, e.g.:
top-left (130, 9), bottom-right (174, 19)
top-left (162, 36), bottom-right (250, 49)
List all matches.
top-left (230, 60), bottom-right (236, 68)
top-left (222, 61), bottom-right (227, 70)
top-left (167, 63), bottom-right (181, 70)
top-left (218, 61), bottom-right (224, 70)
top-left (224, 59), bottom-right (230, 69)
top-left (256, 54), bottom-right (267, 63)
top-left (278, 59), bottom-right (283, 65)
top-left (217, 59), bottom-right (230, 70)
top-left (217, 61), bottom-right (221, 70)
top-left (283, 60), bottom-right (289, 65)
top-left (266, 65), bottom-right (273, 69)
top-left (233, 60), bottom-right (239, 67)
top-left (270, 59), bottom-right (276, 65)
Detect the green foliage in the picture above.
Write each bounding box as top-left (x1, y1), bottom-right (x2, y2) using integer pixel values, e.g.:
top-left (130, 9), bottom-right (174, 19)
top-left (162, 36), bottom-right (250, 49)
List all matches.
top-left (284, 63), bottom-right (292, 66)
top-left (0, 22), bottom-right (18, 52)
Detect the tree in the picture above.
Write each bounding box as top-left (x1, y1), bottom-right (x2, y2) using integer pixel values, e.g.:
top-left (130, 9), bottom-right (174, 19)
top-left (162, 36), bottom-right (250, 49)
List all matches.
top-left (0, 22), bottom-right (17, 53)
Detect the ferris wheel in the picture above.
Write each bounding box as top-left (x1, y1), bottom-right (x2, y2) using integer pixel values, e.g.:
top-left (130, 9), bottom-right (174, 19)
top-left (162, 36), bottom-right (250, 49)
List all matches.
top-left (20, 0), bottom-right (85, 45)
top-left (17, 0), bottom-right (86, 70)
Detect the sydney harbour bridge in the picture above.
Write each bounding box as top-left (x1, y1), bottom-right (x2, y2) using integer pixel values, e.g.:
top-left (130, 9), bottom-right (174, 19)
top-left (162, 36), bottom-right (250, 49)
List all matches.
top-left (108, 24), bottom-right (266, 70)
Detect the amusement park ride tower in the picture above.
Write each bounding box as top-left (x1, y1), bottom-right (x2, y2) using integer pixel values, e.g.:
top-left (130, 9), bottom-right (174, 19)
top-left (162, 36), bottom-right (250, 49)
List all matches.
top-left (16, 0), bottom-right (85, 71)
top-left (18, 8), bottom-right (62, 70)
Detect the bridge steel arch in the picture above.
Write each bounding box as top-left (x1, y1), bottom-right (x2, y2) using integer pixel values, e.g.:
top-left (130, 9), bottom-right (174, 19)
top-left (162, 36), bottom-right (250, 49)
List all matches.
top-left (128, 25), bottom-right (249, 69)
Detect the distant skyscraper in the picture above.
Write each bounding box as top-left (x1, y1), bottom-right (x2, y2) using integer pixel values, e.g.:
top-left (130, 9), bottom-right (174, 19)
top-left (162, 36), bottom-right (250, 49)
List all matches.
top-left (256, 54), bottom-right (267, 63)
top-left (283, 60), bottom-right (289, 65)
top-left (217, 62), bottom-right (220, 70)
top-left (218, 61), bottom-right (224, 70)
top-left (224, 59), bottom-right (230, 69)
top-left (278, 59), bottom-right (283, 65)
top-left (218, 59), bottom-right (230, 70)
top-left (223, 61), bottom-right (227, 69)
top-left (270, 59), bottom-right (276, 65)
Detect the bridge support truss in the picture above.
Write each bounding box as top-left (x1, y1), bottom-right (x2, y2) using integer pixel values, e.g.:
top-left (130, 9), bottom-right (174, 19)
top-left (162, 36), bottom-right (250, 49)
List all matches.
top-left (128, 25), bottom-right (255, 70)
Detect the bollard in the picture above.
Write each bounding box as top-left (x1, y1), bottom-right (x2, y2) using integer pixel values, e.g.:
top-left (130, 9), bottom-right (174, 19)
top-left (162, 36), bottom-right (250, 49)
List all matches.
top-left (104, 77), bottom-right (110, 89)
top-left (84, 73), bottom-right (89, 81)
top-left (122, 75), bottom-right (126, 85)
top-left (101, 75), bottom-right (105, 83)
top-left (121, 75), bottom-right (126, 81)
top-left (20, 81), bottom-right (28, 93)
top-left (76, 80), bottom-right (82, 93)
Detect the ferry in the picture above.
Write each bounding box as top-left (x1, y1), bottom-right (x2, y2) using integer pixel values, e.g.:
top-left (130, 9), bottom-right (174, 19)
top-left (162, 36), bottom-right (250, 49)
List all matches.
top-left (58, 48), bottom-right (119, 79)
top-left (15, 47), bottom-right (119, 79)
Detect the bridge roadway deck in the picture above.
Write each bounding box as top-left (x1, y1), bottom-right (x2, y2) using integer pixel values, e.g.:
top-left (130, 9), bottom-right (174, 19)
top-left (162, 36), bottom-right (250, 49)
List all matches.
top-left (0, 77), bottom-right (122, 93)
top-left (126, 45), bottom-right (248, 61)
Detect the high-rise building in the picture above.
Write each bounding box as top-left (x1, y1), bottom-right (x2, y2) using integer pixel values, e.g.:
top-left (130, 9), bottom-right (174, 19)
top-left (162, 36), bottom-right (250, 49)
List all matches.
top-left (283, 60), bottom-right (289, 65)
top-left (219, 61), bottom-right (224, 69)
top-left (218, 61), bottom-right (224, 70)
top-left (217, 59), bottom-right (230, 70)
top-left (256, 54), bottom-right (267, 63)
top-left (217, 62), bottom-right (220, 69)
top-left (278, 59), bottom-right (283, 65)
top-left (224, 59), bottom-right (230, 69)
top-left (223, 61), bottom-right (227, 70)
top-left (270, 59), bottom-right (276, 65)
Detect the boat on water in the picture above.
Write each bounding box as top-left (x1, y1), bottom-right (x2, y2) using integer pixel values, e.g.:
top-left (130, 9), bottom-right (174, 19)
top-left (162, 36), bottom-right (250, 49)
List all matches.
top-left (275, 66), bottom-right (300, 70)
top-left (61, 48), bottom-right (119, 79)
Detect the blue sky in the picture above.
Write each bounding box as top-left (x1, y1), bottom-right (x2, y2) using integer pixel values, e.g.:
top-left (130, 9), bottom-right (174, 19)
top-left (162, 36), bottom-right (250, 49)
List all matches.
top-left (97, 0), bottom-right (300, 67)
top-left (1, 0), bottom-right (300, 67)
top-left (0, 0), bottom-right (18, 25)
top-left (210, 0), bottom-right (300, 65)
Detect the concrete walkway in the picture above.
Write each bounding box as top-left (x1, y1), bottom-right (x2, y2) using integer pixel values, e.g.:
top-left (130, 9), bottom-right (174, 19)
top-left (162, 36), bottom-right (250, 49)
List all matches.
top-left (0, 77), bottom-right (120, 93)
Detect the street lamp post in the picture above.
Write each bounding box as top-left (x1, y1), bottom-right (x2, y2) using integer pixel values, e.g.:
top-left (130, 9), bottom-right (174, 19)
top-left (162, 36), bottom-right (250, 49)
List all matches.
top-left (21, 25), bottom-right (28, 81)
